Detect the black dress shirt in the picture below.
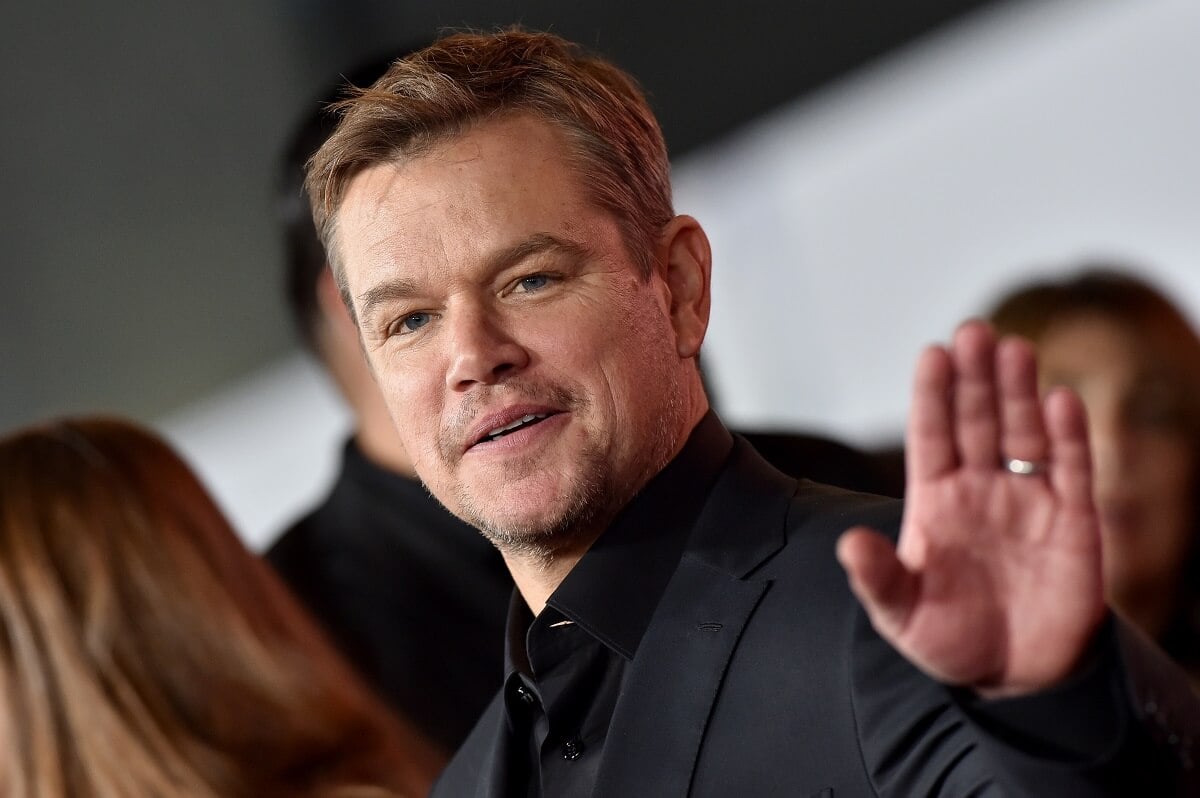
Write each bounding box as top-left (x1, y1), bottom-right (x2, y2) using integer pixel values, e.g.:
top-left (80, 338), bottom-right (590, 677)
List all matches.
top-left (267, 437), bottom-right (513, 752)
top-left (501, 414), bottom-right (734, 797)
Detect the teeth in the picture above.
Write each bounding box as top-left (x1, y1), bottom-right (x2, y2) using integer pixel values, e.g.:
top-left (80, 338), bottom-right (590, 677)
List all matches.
top-left (486, 413), bottom-right (547, 440)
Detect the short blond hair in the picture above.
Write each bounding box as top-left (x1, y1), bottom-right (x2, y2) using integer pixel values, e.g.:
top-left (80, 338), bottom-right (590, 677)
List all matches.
top-left (306, 29), bottom-right (674, 308)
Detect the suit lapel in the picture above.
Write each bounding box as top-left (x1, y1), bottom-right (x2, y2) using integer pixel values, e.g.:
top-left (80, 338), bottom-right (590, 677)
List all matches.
top-left (594, 439), bottom-right (795, 797)
top-left (594, 558), bottom-right (770, 797)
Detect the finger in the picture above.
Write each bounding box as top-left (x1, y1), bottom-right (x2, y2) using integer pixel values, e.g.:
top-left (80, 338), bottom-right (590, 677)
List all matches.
top-left (995, 335), bottom-right (1049, 464)
top-left (837, 527), bottom-right (919, 641)
top-left (1044, 387), bottom-right (1093, 511)
top-left (906, 344), bottom-right (957, 484)
top-left (951, 320), bottom-right (1000, 470)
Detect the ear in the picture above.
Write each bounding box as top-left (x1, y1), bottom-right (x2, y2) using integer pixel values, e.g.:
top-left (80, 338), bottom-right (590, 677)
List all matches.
top-left (657, 215), bottom-right (712, 358)
top-left (315, 266), bottom-right (358, 337)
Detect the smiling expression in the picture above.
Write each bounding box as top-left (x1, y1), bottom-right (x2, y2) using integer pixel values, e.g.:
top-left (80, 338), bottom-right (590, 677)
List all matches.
top-left (333, 114), bottom-right (698, 554)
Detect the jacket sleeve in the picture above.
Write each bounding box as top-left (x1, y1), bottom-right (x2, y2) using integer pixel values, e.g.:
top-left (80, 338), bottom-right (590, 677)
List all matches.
top-left (851, 609), bottom-right (1200, 796)
top-left (957, 615), bottom-right (1200, 797)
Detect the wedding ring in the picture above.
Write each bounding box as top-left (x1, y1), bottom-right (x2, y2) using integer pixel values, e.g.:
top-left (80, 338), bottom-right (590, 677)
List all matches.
top-left (1004, 457), bottom-right (1047, 476)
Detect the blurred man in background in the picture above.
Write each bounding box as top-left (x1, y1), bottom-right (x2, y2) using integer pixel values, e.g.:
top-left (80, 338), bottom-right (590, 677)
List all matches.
top-left (267, 54), bottom-right (513, 759)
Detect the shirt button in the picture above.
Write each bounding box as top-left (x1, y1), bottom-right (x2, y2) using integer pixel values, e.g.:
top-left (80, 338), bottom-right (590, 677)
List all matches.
top-left (561, 737), bottom-right (585, 760)
top-left (514, 684), bottom-right (536, 705)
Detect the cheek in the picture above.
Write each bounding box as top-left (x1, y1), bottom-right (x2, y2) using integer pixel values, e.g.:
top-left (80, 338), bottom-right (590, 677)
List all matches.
top-left (1142, 437), bottom-right (1194, 492)
top-left (375, 354), bottom-right (443, 439)
top-left (607, 319), bottom-right (684, 423)
top-left (1138, 440), bottom-right (1196, 540)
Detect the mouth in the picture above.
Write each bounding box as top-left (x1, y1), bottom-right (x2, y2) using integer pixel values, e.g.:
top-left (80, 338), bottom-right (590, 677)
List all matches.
top-left (467, 408), bottom-right (561, 451)
top-left (483, 413), bottom-right (551, 442)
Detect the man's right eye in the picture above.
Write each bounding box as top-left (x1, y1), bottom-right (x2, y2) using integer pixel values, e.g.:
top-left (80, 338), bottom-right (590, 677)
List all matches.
top-left (393, 312), bottom-right (432, 335)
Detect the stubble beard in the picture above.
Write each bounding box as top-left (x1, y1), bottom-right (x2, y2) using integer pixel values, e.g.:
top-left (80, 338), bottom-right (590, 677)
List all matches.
top-left (458, 438), bottom-right (613, 565)
top-left (437, 371), bottom-right (687, 566)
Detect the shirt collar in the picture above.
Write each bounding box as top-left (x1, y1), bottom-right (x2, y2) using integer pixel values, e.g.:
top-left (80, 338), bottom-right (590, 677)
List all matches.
top-left (545, 411), bottom-right (733, 660)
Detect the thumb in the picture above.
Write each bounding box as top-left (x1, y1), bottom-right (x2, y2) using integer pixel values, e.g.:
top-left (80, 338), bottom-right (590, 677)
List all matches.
top-left (837, 526), bottom-right (918, 640)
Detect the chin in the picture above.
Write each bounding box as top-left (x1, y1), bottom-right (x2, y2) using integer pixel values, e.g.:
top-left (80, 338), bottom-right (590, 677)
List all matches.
top-left (474, 505), bottom-right (604, 557)
top-left (460, 473), bottom-right (610, 555)
top-left (434, 434), bottom-right (617, 549)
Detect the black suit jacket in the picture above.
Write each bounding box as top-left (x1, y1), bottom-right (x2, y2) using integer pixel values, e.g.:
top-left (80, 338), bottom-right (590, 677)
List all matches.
top-left (437, 434), bottom-right (1200, 796)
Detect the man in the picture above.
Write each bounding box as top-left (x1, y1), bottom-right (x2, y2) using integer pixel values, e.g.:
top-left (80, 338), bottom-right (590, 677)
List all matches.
top-left (306, 30), bottom-right (1199, 795)
top-left (267, 56), bottom-right (513, 760)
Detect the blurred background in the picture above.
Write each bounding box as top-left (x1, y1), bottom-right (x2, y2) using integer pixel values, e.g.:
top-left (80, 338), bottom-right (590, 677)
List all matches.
top-left (4, 0), bottom-right (1198, 548)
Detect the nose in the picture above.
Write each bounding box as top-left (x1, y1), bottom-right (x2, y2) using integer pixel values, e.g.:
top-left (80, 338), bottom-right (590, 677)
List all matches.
top-left (1088, 407), bottom-right (1135, 499)
top-left (445, 304), bottom-right (530, 390)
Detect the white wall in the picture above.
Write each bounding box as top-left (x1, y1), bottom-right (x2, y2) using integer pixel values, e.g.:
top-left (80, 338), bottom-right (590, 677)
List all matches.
top-left (158, 354), bottom-right (351, 551)
top-left (680, 0), bottom-right (1200, 443)
top-left (162, 0), bottom-right (1200, 548)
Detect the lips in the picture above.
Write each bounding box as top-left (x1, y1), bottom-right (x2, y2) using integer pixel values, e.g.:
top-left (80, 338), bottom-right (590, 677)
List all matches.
top-left (484, 413), bottom-right (549, 440)
top-left (465, 406), bottom-right (562, 451)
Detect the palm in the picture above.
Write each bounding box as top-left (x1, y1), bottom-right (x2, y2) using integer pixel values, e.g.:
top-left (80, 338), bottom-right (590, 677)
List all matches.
top-left (839, 321), bottom-right (1105, 696)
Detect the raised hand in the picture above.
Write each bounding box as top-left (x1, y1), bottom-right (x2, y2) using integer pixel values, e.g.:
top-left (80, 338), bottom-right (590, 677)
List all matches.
top-left (837, 320), bottom-right (1106, 697)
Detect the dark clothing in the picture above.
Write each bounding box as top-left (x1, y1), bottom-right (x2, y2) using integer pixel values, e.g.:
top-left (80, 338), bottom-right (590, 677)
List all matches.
top-left (437, 414), bottom-right (1200, 797)
top-left (739, 429), bottom-right (904, 498)
top-left (501, 418), bottom-right (732, 796)
top-left (267, 438), bottom-right (513, 752)
top-left (506, 601), bottom-right (624, 798)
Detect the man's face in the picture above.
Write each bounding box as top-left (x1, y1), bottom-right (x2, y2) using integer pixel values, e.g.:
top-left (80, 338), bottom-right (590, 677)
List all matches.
top-left (334, 114), bottom-right (694, 551)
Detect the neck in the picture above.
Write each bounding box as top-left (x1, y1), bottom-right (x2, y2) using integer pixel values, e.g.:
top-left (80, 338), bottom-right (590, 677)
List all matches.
top-left (354, 410), bottom-right (417, 478)
top-left (504, 539), bottom-right (595, 616)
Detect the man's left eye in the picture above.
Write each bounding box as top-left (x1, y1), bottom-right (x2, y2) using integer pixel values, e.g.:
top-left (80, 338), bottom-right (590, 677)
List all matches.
top-left (515, 274), bottom-right (550, 293)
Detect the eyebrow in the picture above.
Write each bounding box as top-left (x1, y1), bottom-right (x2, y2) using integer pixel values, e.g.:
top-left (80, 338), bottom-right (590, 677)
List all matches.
top-left (356, 232), bottom-right (594, 324)
top-left (494, 232), bottom-right (592, 272)
top-left (357, 277), bottom-right (421, 326)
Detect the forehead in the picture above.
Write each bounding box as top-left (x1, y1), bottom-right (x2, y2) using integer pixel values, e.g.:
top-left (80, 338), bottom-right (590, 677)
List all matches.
top-left (335, 115), bottom-right (599, 279)
top-left (1040, 315), bottom-right (1136, 369)
top-left (1039, 313), bottom-right (1193, 398)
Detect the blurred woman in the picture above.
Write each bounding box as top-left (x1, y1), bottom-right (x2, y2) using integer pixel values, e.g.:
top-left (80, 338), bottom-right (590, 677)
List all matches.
top-left (0, 417), bottom-right (446, 797)
top-left (989, 267), bottom-right (1200, 678)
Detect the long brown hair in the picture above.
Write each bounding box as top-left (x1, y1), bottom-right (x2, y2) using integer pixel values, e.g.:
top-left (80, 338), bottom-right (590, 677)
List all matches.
top-left (0, 417), bottom-right (444, 797)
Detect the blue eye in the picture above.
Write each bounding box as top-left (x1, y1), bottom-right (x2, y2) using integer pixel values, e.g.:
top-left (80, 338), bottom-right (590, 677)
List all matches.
top-left (516, 274), bottom-right (550, 293)
top-left (397, 312), bottom-right (432, 334)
